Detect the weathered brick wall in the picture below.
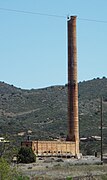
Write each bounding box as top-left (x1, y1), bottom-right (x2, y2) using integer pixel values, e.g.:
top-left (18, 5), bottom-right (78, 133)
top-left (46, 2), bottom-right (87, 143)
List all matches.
top-left (22, 140), bottom-right (79, 156)
top-left (32, 141), bottom-right (77, 156)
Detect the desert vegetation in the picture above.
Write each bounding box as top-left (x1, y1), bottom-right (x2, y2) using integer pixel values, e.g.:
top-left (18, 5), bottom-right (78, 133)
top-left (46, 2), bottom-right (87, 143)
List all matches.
top-left (0, 77), bottom-right (107, 156)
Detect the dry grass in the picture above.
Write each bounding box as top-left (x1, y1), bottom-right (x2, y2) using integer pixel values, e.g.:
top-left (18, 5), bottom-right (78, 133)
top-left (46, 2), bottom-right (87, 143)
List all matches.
top-left (17, 157), bottom-right (107, 180)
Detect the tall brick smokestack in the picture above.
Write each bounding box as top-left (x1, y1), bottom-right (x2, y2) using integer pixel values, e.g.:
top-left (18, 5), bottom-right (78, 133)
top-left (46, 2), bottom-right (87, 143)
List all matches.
top-left (67, 16), bottom-right (79, 153)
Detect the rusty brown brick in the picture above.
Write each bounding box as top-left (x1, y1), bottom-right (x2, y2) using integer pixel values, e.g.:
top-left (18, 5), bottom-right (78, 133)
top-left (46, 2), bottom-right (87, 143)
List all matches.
top-left (67, 16), bottom-right (79, 154)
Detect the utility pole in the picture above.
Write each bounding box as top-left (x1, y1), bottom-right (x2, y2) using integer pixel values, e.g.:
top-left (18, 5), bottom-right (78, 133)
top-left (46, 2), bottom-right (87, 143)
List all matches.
top-left (101, 97), bottom-right (103, 165)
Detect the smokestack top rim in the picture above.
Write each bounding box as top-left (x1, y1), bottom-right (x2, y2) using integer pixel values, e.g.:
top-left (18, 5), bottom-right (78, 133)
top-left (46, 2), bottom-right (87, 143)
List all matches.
top-left (67, 16), bottom-right (77, 21)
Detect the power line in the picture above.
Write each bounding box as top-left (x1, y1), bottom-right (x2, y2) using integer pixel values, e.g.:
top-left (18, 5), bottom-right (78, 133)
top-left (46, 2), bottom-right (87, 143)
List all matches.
top-left (0, 7), bottom-right (66, 19)
top-left (78, 17), bottom-right (107, 24)
top-left (0, 7), bottom-right (107, 24)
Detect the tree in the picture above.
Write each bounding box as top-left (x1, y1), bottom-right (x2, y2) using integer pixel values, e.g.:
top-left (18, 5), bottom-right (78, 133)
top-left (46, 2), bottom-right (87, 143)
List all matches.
top-left (0, 141), bottom-right (10, 158)
top-left (0, 157), bottom-right (29, 180)
top-left (17, 147), bottom-right (36, 163)
top-left (0, 158), bottom-right (11, 180)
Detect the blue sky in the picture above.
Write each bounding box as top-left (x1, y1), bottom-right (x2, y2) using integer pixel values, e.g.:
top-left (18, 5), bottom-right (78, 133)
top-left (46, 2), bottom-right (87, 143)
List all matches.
top-left (0, 0), bottom-right (107, 89)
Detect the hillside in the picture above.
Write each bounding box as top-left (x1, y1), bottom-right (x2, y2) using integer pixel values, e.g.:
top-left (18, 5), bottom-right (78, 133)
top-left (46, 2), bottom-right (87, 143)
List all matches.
top-left (0, 77), bottom-right (107, 155)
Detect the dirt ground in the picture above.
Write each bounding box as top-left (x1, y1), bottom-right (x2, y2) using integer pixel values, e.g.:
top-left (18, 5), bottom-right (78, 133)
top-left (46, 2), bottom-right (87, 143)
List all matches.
top-left (16, 156), bottom-right (107, 180)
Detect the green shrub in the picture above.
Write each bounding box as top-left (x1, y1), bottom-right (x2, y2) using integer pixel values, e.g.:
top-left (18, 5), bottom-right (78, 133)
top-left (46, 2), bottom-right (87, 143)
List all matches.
top-left (17, 146), bottom-right (36, 163)
top-left (66, 176), bottom-right (73, 180)
top-left (0, 157), bottom-right (30, 180)
top-left (0, 157), bottom-right (11, 180)
top-left (15, 175), bottom-right (29, 180)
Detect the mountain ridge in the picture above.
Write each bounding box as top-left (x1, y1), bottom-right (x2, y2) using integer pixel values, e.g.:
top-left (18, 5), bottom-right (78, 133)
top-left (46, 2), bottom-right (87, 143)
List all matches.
top-left (0, 77), bottom-right (107, 155)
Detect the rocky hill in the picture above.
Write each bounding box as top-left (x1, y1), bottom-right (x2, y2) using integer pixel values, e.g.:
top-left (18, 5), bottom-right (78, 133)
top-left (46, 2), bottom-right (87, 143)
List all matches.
top-left (0, 77), bottom-right (107, 155)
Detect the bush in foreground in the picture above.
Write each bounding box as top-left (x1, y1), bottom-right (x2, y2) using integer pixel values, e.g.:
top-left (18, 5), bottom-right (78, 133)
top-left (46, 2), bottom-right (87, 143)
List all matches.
top-left (17, 146), bottom-right (36, 163)
top-left (0, 157), bottom-right (29, 180)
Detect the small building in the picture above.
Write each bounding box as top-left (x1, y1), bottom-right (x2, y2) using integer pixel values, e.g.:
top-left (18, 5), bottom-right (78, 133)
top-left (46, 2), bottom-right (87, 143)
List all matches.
top-left (21, 140), bottom-right (77, 157)
top-left (18, 132), bottom-right (25, 136)
top-left (0, 137), bottom-right (9, 143)
top-left (0, 137), bottom-right (4, 142)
